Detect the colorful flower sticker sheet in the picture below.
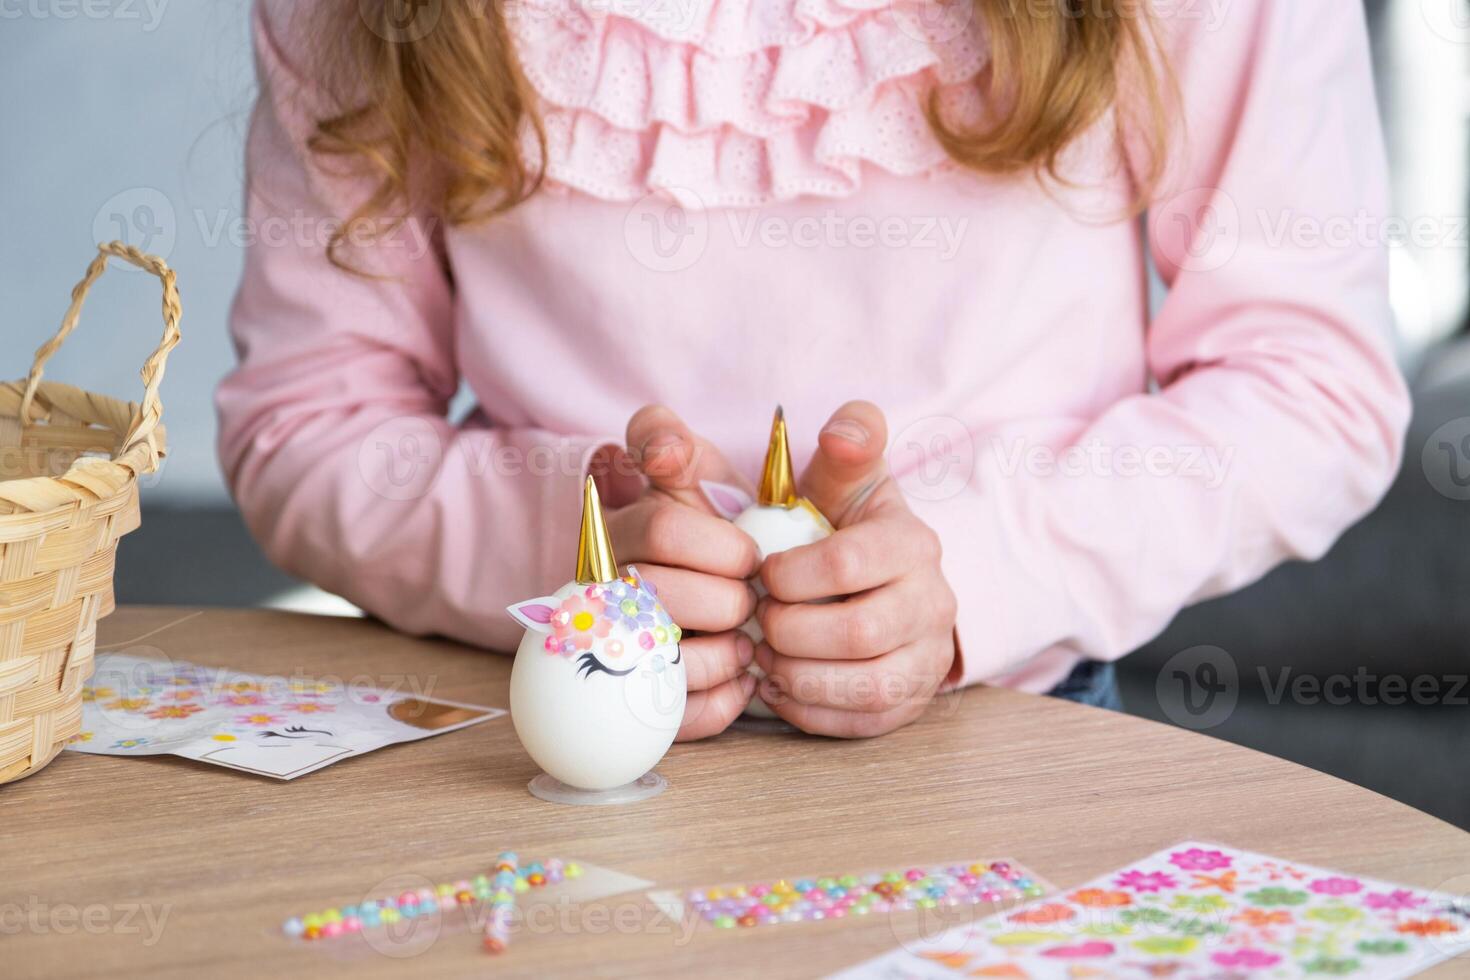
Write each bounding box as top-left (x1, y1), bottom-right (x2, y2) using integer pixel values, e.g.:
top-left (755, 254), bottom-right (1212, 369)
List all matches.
top-left (69, 653), bottom-right (504, 779)
top-left (829, 843), bottom-right (1470, 980)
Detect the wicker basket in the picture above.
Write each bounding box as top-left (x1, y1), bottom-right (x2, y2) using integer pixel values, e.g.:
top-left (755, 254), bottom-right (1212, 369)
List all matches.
top-left (0, 241), bottom-right (181, 784)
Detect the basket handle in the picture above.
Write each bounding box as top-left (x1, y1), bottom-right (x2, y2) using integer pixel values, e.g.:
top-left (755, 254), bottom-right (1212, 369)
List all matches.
top-left (19, 241), bottom-right (183, 461)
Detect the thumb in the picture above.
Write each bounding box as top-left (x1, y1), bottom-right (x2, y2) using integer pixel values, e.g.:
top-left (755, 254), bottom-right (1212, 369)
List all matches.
top-left (799, 400), bottom-right (891, 527)
top-left (625, 404), bottom-right (752, 512)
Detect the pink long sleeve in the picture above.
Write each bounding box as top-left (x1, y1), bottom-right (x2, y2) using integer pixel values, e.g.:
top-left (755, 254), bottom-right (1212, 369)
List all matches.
top-left (216, 5), bottom-right (612, 650)
top-left (913, 0), bottom-right (1410, 689)
top-left (221, 0), bottom-right (1408, 685)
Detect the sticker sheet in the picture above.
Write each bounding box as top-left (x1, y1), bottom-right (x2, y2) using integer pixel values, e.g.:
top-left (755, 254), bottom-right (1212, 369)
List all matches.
top-left (67, 653), bottom-right (503, 779)
top-left (829, 843), bottom-right (1470, 980)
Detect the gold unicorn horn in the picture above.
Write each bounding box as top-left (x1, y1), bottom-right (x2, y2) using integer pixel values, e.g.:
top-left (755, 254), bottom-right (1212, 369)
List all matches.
top-left (575, 474), bottom-right (619, 584)
top-left (758, 405), bottom-right (798, 508)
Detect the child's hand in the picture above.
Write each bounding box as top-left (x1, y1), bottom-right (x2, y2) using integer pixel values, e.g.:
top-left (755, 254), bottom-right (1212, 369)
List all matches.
top-left (603, 406), bottom-right (761, 741)
top-left (753, 401), bottom-right (957, 737)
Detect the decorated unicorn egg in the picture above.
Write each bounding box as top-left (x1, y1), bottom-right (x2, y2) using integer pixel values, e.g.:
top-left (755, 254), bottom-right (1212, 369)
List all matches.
top-left (704, 407), bottom-right (832, 719)
top-left (507, 476), bottom-right (686, 794)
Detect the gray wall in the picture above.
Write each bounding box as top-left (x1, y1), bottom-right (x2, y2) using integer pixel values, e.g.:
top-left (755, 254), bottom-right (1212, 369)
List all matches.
top-left (2, 0), bottom-right (254, 505)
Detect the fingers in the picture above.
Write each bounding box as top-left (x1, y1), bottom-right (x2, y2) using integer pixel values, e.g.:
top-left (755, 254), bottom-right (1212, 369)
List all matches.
top-left (799, 400), bottom-right (891, 527)
top-left (670, 631), bottom-right (754, 691)
top-left (609, 499), bottom-right (761, 580)
top-left (755, 673), bottom-right (928, 738)
top-left (761, 510), bottom-right (942, 603)
top-left (626, 405), bottom-right (754, 511)
top-left (677, 672), bottom-right (757, 741)
top-left (585, 444), bottom-right (646, 509)
top-left (633, 565), bottom-right (758, 632)
top-left (754, 642), bottom-right (948, 714)
top-left (757, 573), bottom-right (952, 660)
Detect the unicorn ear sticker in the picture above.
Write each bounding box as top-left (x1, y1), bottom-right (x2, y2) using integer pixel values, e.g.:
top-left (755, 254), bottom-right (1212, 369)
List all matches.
top-left (506, 598), bottom-right (559, 633)
top-left (506, 476), bottom-right (686, 805)
top-left (699, 480), bottom-right (753, 521)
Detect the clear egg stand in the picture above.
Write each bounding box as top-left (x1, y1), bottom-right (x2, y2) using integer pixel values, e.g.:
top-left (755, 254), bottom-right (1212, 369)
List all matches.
top-left (526, 772), bottom-right (668, 807)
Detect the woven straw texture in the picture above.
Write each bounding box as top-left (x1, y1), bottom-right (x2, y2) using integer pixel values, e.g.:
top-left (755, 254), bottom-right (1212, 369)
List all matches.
top-left (0, 242), bottom-right (180, 784)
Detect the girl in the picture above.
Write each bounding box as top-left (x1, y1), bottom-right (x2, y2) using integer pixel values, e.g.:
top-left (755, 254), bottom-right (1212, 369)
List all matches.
top-left (218, 0), bottom-right (1409, 740)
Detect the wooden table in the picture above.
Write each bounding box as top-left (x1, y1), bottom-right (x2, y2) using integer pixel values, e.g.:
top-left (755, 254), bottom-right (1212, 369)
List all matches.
top-left (5, 606), bottom-right (1469, 979)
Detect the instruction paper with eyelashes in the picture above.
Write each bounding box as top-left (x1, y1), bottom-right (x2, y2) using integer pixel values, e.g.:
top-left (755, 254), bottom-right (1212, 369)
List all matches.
top-left (67, 652), bottom-right (504, 779)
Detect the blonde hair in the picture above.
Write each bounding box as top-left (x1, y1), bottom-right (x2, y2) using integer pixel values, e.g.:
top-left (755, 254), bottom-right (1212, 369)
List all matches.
top-left (311, 0), bottom-right (1170, 268)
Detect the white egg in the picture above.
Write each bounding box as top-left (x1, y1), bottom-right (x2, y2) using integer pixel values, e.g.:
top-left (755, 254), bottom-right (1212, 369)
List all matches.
top-left (508, 572), bottom-right (686, 790)
top-left (734, 502), bottom-right (832, 718)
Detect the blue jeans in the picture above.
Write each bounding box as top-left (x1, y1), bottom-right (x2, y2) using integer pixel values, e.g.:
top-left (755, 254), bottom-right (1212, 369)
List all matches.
top-left (1047, 659), bottom-right (1123, 711)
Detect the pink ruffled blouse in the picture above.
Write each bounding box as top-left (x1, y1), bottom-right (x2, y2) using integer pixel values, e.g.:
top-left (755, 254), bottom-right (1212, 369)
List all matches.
top-left (218, 0), bottom-right (1409, 693)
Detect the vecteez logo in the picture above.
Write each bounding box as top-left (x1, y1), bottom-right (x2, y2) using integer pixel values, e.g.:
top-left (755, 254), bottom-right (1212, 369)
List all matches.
top-left (1149, 187), bottom-right (1240, 274)
top-left (1155, 645), bottom-right (1238, 730)
top-left (92, 187), bottom-right (176, 265)
top-left (623, 190), bottom-right (709, 273)
top-left (889, 416), bottom-right (975, 503)
top-left (357, 416), bottom-right (444, 502)
top-left (1423, 418), bottom-right (1470, 501)
top-left (360, 0), bottom-right (443, 42)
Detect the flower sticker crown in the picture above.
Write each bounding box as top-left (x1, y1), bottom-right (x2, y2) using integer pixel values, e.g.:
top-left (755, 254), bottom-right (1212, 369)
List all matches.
top-left (507, 477), bottom-right (682, 664)
top-left (520, 571), bottom-right (681, 661)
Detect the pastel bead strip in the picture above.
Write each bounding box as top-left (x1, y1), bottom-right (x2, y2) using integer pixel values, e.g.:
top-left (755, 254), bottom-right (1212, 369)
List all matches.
top-left (681, 861), bottom-right (1046, 930)
top-left (280, 856), bottom-right (583, 944)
